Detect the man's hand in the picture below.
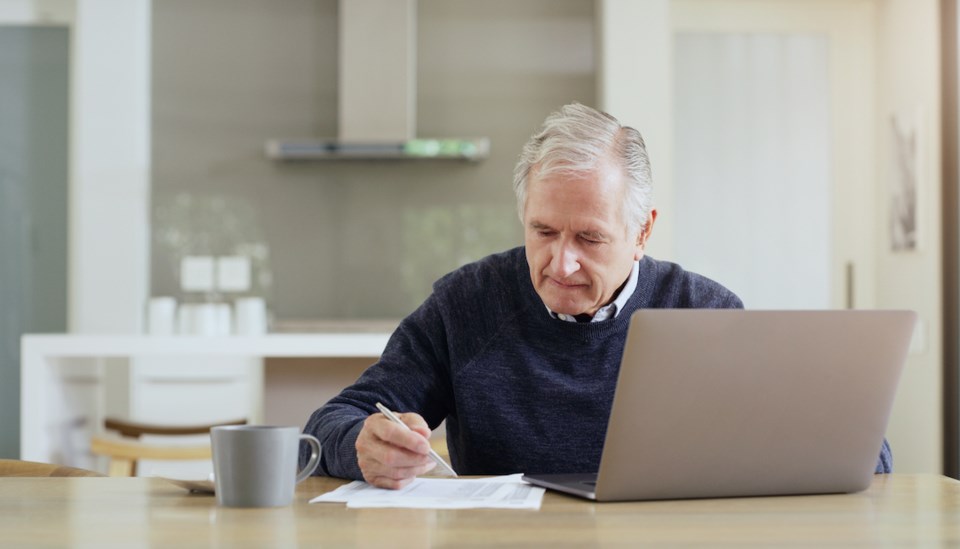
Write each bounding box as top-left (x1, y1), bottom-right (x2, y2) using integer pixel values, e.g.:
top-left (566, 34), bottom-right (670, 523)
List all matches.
top-left (355, 410), bottom-right (436, 489)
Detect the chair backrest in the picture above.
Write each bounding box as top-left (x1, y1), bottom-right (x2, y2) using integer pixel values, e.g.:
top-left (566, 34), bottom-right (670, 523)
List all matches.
top-left (91, 417), bottom-right (248, 477)
top-left (104, 417), bottom-right (247, 438)
top-left (0, 459), bottom-right (104, 477)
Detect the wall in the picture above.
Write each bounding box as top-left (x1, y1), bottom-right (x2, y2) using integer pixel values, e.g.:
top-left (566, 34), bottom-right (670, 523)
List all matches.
top-left (875, 0), bottom-right (943, 474)
top-left (597, 0), bottom-right (673, 259)
top-left (0, 26), bottom-right (69, 458)
top-left (150, 0), bottom-right (596, 321)
top-left (69, 0), bottom-right (150, 334)
top-left (0, 0), bottom-right (72, 23)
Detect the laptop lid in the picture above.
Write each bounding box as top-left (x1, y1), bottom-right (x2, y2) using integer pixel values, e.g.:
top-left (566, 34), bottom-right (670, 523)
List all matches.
top-left (524, 309), bottom-right (915, 502)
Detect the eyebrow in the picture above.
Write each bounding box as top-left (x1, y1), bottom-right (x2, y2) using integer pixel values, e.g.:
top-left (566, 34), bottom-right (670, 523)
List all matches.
top-left (529, 221), bottom-right (553, 231)
top-left (529, 221), bottom-right (610, 242)
top-left (578, 230), bottom-right (609, 241)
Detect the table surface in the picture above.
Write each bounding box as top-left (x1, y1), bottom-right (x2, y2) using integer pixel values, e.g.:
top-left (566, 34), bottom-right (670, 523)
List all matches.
top-left (0, 474), bottom-right (957, 546)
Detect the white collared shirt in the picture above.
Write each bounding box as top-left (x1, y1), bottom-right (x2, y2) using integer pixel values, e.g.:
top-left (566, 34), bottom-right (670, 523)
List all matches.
top-left (547, 261), bottom-right (640, 323)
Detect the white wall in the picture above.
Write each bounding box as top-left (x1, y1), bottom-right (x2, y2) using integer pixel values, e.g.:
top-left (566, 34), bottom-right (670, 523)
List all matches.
top-left (0, 0), bottom-right (72, 23)
top-left (875, 0), bottom-right (942, 474)
top-left (69, 0), bottom-right (150, 334)
top-left (596, 0), bottom-right (674, 258)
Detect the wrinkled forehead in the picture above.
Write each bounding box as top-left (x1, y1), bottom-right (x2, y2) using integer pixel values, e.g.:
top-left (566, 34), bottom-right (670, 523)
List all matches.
top-left (524, 160), bottom-right (632, 233)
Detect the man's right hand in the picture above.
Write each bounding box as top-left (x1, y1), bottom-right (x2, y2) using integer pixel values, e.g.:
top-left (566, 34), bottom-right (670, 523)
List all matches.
top-left (355, 410), bottom-right (437, 489)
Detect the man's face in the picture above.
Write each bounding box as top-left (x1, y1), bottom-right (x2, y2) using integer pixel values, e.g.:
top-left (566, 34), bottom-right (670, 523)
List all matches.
top-left (523, 161), bottom-right (654, 317)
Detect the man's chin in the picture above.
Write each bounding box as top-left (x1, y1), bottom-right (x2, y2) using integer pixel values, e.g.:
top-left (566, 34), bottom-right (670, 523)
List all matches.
top-left (543, 299), bottom-right (590, 317)
top-left (536, 286), bottom-right (594, 315)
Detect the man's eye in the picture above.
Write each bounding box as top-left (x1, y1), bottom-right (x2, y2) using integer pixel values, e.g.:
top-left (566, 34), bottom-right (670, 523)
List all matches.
top-left (537, 230), bottom-right (555, 237)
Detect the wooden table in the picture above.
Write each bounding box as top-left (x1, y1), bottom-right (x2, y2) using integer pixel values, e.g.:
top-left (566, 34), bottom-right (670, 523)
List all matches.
top-left (0, 474), bottom-right (958, 546)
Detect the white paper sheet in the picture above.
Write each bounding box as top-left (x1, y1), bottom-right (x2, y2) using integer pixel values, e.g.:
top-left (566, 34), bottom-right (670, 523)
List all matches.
top-left (309, 473), bottom-right (545, 509)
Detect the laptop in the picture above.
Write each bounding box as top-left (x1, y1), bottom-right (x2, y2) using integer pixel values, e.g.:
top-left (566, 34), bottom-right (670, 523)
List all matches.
top-left (522, 309), bottom-right (916, 501)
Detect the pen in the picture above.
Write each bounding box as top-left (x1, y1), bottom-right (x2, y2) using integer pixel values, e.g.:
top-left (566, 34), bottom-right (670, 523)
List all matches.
top-left (375, 402), bottom-right (458, 477)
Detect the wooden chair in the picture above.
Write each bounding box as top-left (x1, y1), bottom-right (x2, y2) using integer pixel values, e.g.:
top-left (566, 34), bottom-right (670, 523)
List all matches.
top-left (0, 459), bottom-right (104, 477)
top-left (90, 417), bottom-right (246, 477)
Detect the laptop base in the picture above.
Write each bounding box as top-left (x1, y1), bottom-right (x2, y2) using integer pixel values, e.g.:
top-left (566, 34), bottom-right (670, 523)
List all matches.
top-left (521, 473), bottom-right (598, 500)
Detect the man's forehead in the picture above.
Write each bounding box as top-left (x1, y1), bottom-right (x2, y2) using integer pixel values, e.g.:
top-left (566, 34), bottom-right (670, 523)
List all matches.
top-left (526, 205), bottom-right (624, 235)
top-left (524, 180), bottom-right (632, 239)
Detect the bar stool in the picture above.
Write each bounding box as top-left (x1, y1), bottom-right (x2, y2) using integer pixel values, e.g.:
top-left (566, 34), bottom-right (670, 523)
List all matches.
top-left (90, 417), bottom-right (246, 477)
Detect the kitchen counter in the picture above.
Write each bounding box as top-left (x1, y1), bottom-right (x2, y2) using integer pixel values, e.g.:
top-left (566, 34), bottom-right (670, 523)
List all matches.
top-left (20, 327), bottom-right (397, 466)
top-left (271, 318), bottom-right (400, 334)
top-left (21, 332), bottom-right (394, 358)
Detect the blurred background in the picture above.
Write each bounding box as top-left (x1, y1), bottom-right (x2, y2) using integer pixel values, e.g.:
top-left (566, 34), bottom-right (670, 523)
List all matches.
top-left (0, 0), bottom-right (954, 478)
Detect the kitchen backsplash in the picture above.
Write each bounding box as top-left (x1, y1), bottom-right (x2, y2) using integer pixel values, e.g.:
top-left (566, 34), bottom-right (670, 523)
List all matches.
top-left (150, 0), bottom-right (595, 320)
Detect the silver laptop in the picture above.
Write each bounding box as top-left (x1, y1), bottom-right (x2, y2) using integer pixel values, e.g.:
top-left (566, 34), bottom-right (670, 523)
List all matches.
top-left (522, 309), bottom-right (915, 501)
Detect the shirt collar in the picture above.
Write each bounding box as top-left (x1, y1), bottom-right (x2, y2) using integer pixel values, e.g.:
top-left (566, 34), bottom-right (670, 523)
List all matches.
top-left (547, 260), bottom-right (640, 323)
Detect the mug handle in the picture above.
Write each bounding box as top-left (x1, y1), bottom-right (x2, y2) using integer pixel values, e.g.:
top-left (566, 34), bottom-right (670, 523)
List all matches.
top-left (296, 434), bottom-right (322, 483)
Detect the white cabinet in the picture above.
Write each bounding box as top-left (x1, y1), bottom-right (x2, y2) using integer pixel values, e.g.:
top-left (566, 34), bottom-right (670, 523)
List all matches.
top-left (105, 357), bottom-right (261, 425)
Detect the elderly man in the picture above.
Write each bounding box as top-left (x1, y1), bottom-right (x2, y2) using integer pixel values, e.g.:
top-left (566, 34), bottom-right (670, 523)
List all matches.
top-left (303, 103), bottom-right (891, 488)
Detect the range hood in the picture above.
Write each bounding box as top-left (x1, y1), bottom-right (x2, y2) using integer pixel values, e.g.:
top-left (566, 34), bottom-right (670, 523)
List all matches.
top-left (265, 0), bottom-right (489, 161)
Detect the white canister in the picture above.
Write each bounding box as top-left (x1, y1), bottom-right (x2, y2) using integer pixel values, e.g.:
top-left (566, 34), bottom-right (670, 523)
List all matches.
top-left (193, 304), bottom-right (219, 336)
top-left (176, 304), bottom-right (196, 335)
top-left (214, 303), bottom-right (233, 336)
top-left (234, 297), bottom-right (267, 335)
top-left (146, 297), bottom-right (177, 335)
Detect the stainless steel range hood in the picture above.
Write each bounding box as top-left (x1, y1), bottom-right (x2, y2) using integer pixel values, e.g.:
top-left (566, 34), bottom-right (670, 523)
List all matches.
top-left (265, 0), bottom-right (489, 162)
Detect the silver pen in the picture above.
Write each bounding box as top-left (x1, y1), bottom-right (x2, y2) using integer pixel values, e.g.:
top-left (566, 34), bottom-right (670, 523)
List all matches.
top-left (375, 402), bottom-right (458, 477)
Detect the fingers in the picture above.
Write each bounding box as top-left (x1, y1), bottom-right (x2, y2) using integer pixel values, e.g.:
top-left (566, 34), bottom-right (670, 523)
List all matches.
top-left (356, 412), bottom-right (437, 489)
top-left (397, 412), bottom-right (431, 441)
top-left (361, 462), bottom-right (437, 490)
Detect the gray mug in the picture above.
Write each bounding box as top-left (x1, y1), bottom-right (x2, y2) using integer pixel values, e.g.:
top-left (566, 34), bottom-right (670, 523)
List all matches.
top-left (211, 425), bottom-right (321, 508)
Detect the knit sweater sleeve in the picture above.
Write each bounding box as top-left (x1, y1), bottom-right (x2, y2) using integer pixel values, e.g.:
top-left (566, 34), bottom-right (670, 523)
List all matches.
top-left (875, 438), bottom-right (893, 473)
top-left (641, 257), bottom-right (744, 309)
top-left (300, 292), bottom-right (455, 480)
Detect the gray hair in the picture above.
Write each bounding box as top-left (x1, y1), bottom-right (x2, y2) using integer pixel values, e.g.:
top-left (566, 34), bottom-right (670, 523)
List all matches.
top-left (512, 102), bottom-right (653, 236)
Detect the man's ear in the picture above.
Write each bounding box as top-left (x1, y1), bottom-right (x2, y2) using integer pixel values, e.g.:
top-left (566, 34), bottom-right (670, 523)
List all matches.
top-left (634, 209), bottom-right (657, 260)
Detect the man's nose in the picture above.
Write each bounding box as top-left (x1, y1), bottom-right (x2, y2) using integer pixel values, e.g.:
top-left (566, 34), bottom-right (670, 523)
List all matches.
top-left (551, 240), bottom-right (580, 278)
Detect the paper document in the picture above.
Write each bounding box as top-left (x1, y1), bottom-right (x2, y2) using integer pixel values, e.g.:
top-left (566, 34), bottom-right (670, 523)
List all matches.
top-left (157, 476), bottom-right (215, 494)
top-left (310, 473), bottom-right (545, 509)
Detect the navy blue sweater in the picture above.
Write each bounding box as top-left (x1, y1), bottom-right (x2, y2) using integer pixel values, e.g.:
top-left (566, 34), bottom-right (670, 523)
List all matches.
top-left (303, 247), bottom-right (892, 477)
